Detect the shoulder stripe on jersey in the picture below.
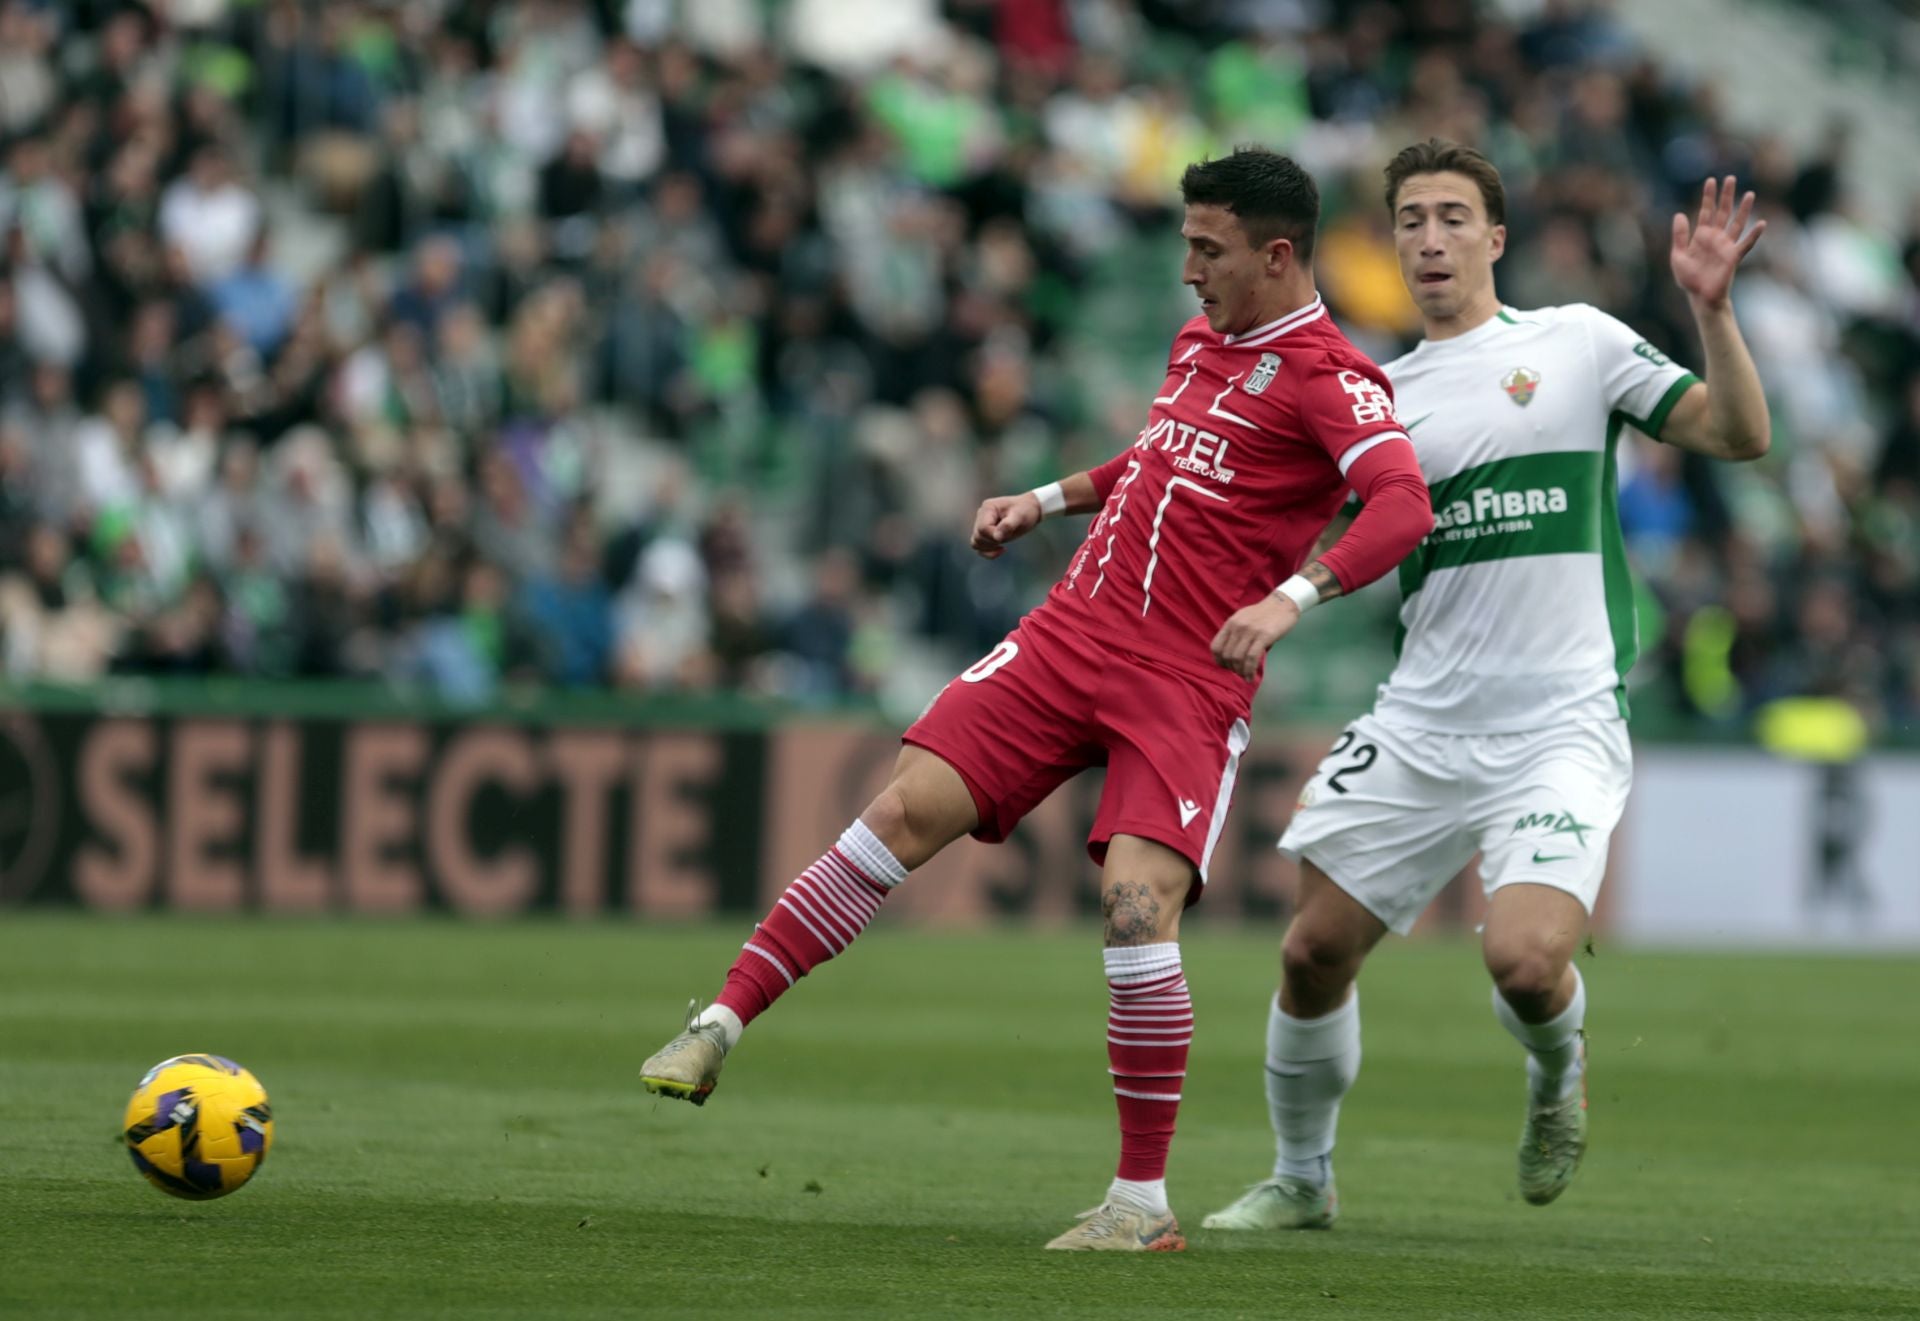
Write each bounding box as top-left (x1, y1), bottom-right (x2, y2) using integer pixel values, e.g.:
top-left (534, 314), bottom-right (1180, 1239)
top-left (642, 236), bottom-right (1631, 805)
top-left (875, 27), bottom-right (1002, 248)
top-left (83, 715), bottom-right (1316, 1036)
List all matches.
top-left (1225, 297), bottom-right (1325, 347)
top-left (1337, 431), bottom-right (1409, 477)
top-left (1641, 373), bottom-right (1700, 442)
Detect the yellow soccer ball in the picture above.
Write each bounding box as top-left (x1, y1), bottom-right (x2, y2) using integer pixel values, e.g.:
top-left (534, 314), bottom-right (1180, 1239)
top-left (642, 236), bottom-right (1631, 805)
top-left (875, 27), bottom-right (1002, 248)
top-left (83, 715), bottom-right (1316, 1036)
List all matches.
top-left (123, 1055), bottom-right (273, 1200)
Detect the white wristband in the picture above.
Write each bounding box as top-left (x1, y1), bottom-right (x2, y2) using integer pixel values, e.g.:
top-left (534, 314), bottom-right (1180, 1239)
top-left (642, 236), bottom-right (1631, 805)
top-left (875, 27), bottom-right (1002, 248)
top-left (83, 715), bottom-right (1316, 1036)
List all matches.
top-left (1029, 481), bottom-right (1067, 518)
top-left (1273, 574), bottom-right (1321, 614)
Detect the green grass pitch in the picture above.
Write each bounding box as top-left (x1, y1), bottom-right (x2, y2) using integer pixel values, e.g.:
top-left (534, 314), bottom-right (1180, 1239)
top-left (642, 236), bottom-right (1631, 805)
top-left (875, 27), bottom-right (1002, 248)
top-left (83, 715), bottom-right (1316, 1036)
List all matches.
top-left (2, 915), bottom-right (1916, 1319)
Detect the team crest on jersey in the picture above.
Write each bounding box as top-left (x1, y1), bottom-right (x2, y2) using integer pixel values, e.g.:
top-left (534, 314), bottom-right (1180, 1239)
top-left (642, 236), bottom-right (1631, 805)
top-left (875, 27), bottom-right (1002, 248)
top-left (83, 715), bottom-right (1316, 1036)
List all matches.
top-left (1502, 367), bottom-right (1541, 407)
top-left (1243, 352), bottom-right (1283, 396)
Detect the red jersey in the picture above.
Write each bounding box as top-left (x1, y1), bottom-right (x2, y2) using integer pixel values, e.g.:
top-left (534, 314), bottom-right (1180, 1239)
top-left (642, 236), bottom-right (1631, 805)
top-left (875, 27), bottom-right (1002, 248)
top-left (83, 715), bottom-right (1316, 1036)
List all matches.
top-left (1039, 298), bottom-right (1407, 690)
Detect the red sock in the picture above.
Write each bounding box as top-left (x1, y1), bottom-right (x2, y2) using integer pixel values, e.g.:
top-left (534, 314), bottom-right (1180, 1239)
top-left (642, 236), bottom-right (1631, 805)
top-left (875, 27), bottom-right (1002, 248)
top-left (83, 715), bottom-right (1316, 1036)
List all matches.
top-left (1105, 944), bottom-right (1191, 1182)
top-left (714, 824), bottom-right (903, 1026)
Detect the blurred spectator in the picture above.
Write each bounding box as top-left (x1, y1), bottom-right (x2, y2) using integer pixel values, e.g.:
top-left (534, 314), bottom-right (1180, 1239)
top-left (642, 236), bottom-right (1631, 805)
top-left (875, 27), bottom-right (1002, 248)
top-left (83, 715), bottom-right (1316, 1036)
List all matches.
top-left (540, 130), bottom-right (606, 227)
top-left (2, 134), bottom-right (90, 285)
top-left (1619, 438), bottom-right (1696, 579)
top-left (520, 514), bottom-right (615, 687)
top-left (614, 536), bottom-right (711, 689)
top-left (708, 566), bottom-right (776, 690)
top-left (150, 379), bottom-right (225, 504)
top-left (0, 523), bottom-right (117, 679)
top-left (0, 422), bottom-right (34, 563)
top-left (0, 0), bottom-right (1911, 741)
top-left (158, 146), bottom-right (260, 286)
top-left (72, 378), bottom-right (150, 522)
top-left (197, 436), bottom-right (267, 576)
top-left (284, 534), bottom-right (365, 677)
top-left (567, 37), bottom-right (666, 198)
top-left (120, 573), bottom-right (226, 675)
top-left (211, 230), bottom-right (299, 358)
top-left (778, 547), bottom-right (862, 700)
top-left (388, 234), bottom-right (465, 338)
top-left (431, 301), bottom-right (504, 436)
top-left (392, 556), bottom-right (545, 705)
top-left (220, 522), bottom-right (291, 675)
top-left (0, 3), bottom-right (59, 136)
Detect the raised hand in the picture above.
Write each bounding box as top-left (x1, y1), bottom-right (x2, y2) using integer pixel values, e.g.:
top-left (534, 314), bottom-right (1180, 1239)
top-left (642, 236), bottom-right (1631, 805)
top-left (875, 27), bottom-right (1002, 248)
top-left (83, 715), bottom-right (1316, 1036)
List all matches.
top-left (1671, 175), bottom-right (1766, 310)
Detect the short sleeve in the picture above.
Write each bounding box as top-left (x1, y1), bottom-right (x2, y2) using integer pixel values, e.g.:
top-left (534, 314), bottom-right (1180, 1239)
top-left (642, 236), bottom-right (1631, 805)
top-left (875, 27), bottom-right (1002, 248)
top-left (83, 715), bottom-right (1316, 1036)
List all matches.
top-left (1579, 306), bottom-right (1701, 441)
top-left (1295, 356), bottom-right (1411, 477)
top-left (1088, 449), bottom-right (1135, 502)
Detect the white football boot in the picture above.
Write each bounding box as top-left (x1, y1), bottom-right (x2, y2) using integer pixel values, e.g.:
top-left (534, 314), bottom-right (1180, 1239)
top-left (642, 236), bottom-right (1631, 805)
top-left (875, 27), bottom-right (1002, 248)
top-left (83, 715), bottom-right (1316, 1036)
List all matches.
top-left (1201, 1176), bottom-right (1337, 1231)
top-left (1517, 1036), bottom-right (1588, 1205)
top-left (639, 999), bottom-right (730, 1106)
top-left (1043, 1201), bottom-right (1187, 1252)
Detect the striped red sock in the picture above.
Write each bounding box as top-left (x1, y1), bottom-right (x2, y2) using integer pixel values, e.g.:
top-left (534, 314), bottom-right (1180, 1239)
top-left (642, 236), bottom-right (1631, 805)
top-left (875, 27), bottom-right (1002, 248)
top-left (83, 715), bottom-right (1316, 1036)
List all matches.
top-left (714, 823), bottom-right (905, 1026)
top-left (1105, 943), bottom-right (1191, 1183)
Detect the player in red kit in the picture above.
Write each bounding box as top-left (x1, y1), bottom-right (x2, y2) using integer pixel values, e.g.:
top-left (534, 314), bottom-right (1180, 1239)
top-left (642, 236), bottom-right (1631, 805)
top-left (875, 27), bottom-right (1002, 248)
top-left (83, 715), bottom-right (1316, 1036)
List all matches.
top-left (639, 147), bottom-right (1435, 1251)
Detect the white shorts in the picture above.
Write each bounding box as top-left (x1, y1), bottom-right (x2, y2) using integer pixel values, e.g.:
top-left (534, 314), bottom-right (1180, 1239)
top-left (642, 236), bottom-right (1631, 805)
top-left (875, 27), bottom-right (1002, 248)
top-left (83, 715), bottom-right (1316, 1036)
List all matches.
top-left (1278, 713), bottom-right (1633, 935)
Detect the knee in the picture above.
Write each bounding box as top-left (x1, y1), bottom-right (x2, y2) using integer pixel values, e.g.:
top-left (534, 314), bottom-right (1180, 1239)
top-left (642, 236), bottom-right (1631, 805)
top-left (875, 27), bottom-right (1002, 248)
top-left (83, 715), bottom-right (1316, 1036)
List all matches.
top-left (1486, 944), bottom-right (1564, 1011)
top-left (1281, 921), bottom-right (1363, 997)
top-left (862, 782), bottom-right (911, 846)
top-left (860, 781), bottom-right (937, 872)
top-left (1100, 873), bottom-right (1187, 945)
top-left (861, 751), bottom-right (982, 871)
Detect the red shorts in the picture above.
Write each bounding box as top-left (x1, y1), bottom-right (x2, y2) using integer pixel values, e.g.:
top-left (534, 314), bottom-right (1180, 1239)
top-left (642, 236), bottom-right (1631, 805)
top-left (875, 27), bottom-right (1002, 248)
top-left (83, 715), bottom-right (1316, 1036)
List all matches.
top-left (902, 614), bottom-right (1252, 892)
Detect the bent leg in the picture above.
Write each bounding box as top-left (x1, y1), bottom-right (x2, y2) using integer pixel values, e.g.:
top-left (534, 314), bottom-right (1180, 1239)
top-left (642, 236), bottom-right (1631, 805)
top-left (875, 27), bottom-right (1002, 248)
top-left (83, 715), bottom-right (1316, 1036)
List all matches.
top-left (1483, 882), bottom-right (1588, 1100)
top-left (641, 745), bottom-right (983, 1106)
top-left (648, 619), bottom-right (1099, 1108)
top-left (712, 743), bottom-right (982, 1029)
top-left (1483, 880), bottom-right (1586, 1020)
top-left (1483, 882), bottom-right (1592, 1204)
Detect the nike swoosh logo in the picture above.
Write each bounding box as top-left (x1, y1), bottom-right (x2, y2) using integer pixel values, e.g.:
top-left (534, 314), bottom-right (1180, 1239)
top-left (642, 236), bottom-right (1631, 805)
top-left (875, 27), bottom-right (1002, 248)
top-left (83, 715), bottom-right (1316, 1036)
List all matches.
top-left (1178, 799), bottom-right (1201, 827)
top-left (1532, 851), bottom-right (1574, 864)
top-left (1405, 412), bottom-right (1435, 432)
top-left (1136, 1222), bottom-right (1182, 1249)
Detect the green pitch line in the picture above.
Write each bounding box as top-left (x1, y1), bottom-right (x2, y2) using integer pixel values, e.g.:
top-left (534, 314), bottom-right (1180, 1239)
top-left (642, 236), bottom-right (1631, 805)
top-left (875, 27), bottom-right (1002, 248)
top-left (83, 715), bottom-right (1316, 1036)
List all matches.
top-left (1, 916), bottom-right (1916, 1320)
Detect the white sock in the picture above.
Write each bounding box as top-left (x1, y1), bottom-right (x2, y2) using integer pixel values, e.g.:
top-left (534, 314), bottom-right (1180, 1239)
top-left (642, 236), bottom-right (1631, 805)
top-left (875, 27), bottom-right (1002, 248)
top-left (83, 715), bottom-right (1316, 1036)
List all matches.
top-left (1106, 1175), bottom-right (1170, 1217)
top-left (1492, 967), bottom-right (1586, 1105)
top-left (692, 1003), bottom-right (744, 1051)
top-left (837, 820), bottom-right (908, 889)
top-left (1266, 989), bottom-right (1361, 1187)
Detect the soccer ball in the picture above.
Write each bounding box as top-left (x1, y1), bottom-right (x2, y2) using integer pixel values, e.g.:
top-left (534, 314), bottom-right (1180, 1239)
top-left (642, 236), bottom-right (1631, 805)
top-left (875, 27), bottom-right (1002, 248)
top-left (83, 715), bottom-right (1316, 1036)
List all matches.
top-left (122, 1055), bottom-right (273, 1200)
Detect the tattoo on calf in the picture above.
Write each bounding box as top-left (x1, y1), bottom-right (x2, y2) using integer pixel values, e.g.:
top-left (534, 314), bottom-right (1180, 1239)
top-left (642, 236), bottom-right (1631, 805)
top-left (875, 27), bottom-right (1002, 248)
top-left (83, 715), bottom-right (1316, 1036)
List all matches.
top-left (1103, 880), bottom-right (1162, 946)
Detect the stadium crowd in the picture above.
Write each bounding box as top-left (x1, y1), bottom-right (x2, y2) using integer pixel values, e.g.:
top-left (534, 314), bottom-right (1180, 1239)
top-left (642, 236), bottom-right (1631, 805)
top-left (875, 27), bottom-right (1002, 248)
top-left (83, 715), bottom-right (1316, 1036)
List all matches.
top-left (0, 0), bottom-right (1916, 732)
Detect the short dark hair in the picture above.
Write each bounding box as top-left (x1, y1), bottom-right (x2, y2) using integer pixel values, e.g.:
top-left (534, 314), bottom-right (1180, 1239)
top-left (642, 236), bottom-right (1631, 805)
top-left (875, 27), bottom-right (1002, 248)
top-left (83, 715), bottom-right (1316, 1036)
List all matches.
top-left (1180, 146), bottom-right (1321, 261)
top-left (1383, 139), bottom-right (1506, 228)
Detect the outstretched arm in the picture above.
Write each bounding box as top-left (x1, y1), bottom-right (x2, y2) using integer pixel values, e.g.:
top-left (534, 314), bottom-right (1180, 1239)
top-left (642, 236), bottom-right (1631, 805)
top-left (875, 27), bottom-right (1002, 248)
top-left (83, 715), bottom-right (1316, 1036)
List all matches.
top-left (1659, 176), bottom-right (1771, 462)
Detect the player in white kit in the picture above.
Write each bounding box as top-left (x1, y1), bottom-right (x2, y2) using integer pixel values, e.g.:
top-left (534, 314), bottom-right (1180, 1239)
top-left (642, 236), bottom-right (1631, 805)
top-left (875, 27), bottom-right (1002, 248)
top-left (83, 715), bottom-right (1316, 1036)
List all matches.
top-left (1204, 140), bottom-right (1772, 1230)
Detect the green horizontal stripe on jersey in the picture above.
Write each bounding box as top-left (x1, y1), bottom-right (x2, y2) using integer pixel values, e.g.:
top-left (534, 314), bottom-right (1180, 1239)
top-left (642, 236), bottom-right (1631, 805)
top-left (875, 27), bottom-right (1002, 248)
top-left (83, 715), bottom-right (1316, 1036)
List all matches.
top-left (1398, 449), bottom-right (1602, 598)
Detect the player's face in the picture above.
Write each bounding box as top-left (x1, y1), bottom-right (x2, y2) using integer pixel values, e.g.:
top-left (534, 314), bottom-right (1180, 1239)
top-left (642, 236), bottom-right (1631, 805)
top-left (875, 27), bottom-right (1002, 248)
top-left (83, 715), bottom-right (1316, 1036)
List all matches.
top-left (1392, 171), bottom-right (1506, 321)
top-left (1182, 204), bottom-right (1285, 335)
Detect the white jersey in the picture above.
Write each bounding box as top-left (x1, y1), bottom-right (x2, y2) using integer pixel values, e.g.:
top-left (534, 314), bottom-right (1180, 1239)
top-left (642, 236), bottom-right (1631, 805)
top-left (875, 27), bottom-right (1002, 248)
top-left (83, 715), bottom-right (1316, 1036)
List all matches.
top-left (1372, 304), bottom-right (1699, 734)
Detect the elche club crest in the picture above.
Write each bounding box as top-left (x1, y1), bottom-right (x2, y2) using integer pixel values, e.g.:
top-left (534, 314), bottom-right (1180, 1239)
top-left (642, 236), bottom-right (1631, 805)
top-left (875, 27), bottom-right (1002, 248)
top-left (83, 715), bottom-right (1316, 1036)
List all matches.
top-left (1243, 351), bottom-right (1283, 396)
top-left (1502, 366), bottom-right (1541, 407)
